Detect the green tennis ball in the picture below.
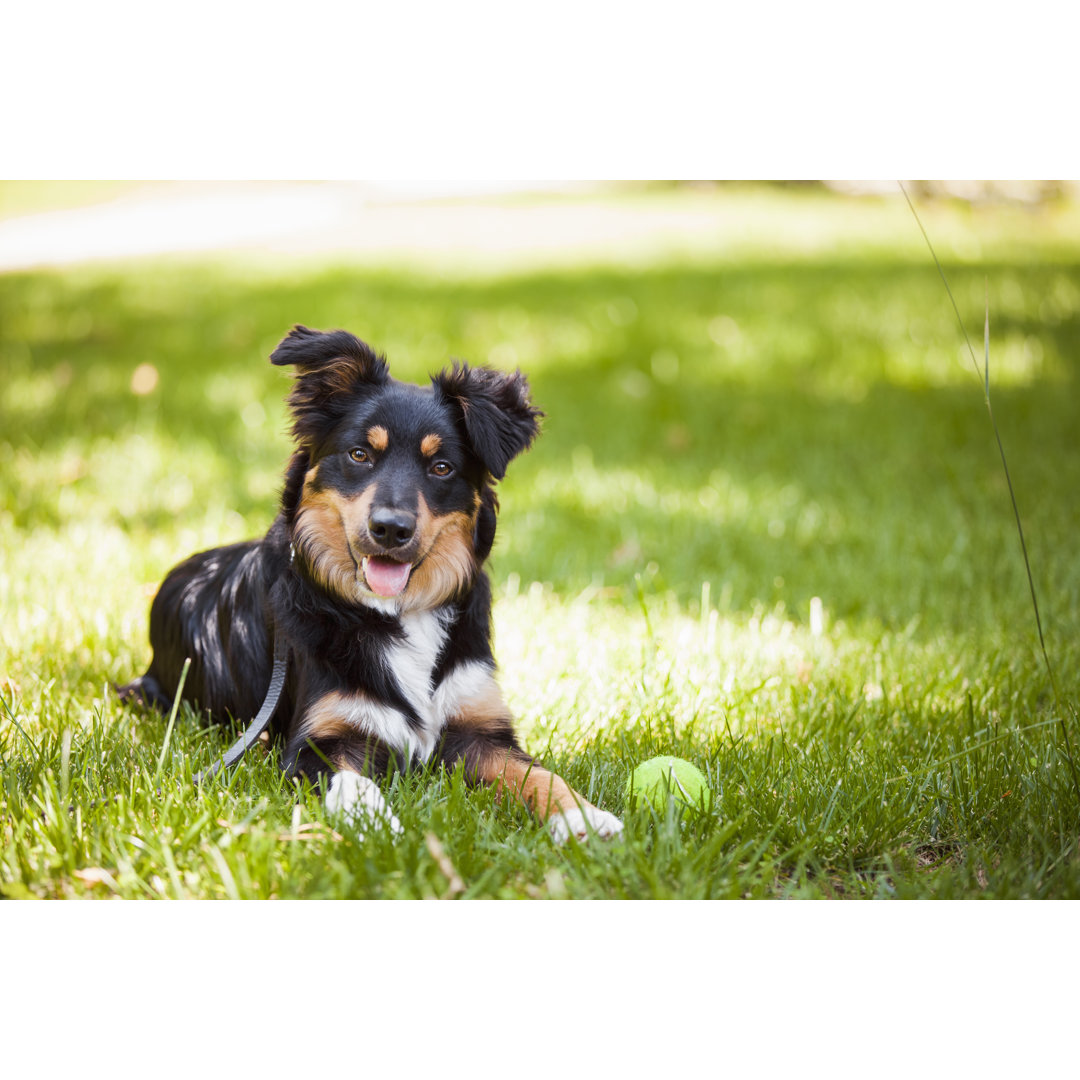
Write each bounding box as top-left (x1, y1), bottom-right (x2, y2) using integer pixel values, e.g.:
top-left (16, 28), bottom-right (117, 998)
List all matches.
top-left (626, 755), bottom-right (713, 814)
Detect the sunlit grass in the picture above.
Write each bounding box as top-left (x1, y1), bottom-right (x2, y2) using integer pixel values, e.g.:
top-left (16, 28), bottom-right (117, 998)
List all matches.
top-left (2, 186), bottom-right (1080, 898)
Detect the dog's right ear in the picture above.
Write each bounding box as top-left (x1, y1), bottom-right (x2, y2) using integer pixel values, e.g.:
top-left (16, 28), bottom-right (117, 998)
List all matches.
top-left (270, 325), bottom-right (389, 446)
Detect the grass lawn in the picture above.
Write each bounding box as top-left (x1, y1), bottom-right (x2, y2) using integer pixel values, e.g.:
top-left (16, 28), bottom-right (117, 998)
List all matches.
top-left (2, 185), bottom-right (1079, 899)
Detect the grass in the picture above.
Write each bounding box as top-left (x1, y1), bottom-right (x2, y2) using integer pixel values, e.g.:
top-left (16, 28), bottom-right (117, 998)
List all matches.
top-left (2, 185), bottom-right (1079, 898)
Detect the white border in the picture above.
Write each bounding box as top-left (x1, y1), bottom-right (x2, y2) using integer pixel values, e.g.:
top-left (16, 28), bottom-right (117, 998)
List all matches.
top-left (3, 901), bottom-right (1076, 1072)
top-left (3, 3), bottom-right (1078, 178)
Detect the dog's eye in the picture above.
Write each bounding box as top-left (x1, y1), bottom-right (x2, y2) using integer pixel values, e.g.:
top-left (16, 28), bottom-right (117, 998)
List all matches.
top-left (349, 447), bottom-right (371, 464)
top-left (431, 461), bottom-right (453, 478)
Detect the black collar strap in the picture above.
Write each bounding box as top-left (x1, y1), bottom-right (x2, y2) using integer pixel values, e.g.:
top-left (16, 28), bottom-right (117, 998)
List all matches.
top-left (193, 633), bottom-right (289, 785)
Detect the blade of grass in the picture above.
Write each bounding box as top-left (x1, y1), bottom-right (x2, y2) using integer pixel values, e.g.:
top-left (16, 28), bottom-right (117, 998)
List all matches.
top-left (899, 182), bottom-right (1080, 806)
top-left (884, 715), bottom-right (1064, 784)
top-left (156, 657), bottom-right (191, 780)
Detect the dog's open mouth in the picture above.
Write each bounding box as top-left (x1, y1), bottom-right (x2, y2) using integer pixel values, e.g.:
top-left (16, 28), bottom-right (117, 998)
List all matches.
top-left (361, 556), bottom-right (412, 598)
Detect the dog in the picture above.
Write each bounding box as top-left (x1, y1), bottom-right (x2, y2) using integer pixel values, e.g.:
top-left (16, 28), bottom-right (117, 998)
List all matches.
top-left (118, 325), bottom-right (623, 845)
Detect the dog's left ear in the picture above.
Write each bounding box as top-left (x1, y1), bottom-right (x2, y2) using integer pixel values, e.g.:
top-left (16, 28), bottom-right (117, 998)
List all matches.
top-left (432, 363), bottom-right (543, 480)
top-left (271, 325), bottom-right (389, 446)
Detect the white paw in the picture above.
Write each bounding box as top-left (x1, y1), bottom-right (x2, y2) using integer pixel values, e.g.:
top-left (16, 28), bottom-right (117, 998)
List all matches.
top-left (325, 772), bottom-right (403, 838)
top-left (549, 805), bottom-right (625, 845)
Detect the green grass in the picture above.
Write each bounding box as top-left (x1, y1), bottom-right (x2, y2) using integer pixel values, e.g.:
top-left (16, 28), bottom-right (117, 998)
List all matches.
top-left (2, 186), bottom-right (1080, 898)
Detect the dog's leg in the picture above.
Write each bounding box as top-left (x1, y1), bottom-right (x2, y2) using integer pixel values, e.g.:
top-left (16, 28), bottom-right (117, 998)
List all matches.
top-left (114, 673), bottom-right (174, 712)
top-left (325, 771), bottom-right (402, 838)
top-left (438, 716), bottom-right (623, 844)
top-left (496, 753), bottom-right (625, 844)
top-left (287, 730), bottom-right (402, 839)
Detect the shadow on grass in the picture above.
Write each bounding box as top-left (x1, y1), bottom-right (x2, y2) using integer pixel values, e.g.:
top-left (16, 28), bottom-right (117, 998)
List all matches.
top-left (2, 257), bottom-right (1078, 633)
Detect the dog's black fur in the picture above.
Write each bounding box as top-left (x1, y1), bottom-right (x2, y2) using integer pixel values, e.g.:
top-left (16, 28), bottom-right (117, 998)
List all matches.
top-left (119, 326), bottom-right (621, 839)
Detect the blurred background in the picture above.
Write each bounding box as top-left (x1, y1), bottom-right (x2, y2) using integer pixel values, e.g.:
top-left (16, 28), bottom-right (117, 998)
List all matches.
top-left (2, 180), bottom-right (1076, 272)
top-left (2, 179), bottom-right (1079, 684)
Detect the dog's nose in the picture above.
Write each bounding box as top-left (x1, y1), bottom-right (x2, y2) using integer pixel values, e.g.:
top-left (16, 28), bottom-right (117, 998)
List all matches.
top-left (368, 507), bottom-right (416, 548)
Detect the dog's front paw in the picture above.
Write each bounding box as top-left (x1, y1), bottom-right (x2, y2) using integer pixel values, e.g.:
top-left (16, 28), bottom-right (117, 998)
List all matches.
top-left (549, 805), bottom-right (624, 845)
top-left (325, 772), bottom-right (403, 838)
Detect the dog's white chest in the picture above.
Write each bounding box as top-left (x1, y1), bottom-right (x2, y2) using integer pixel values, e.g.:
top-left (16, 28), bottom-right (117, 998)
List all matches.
top-left (316, 609), bottom-right (496, 765)
top-left (384, 609), bottom-right (450, 760)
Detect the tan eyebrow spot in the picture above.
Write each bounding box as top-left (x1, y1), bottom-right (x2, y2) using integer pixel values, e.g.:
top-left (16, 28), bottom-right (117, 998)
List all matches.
top-left (367, 426), bottom-right (389, 452)
top-left (420, 433), bottom-right (442, 457)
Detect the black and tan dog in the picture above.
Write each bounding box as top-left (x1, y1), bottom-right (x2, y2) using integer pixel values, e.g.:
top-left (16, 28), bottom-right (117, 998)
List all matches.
top-left (119, 325), bottom-right (623, 844)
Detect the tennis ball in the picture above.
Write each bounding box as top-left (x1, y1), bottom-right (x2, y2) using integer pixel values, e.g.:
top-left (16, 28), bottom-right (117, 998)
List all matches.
top-left (626, 755), bottom-right (712, 813)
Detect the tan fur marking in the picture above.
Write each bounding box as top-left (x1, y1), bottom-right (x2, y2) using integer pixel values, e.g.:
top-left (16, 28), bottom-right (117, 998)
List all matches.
top-left (444, 687), bottom-right (595, 822)
top-left (300, 691), bottom-right (403, 777)
top-left (420, 433), bottom-right (442, 457)
top-left (452, 714), bottom-right (513, 742)
top-left (490, 754), bottom-right (595, 822)
top-left (367, 425), bottom-right (389, 452)
top-left (293, 483), bottom-right (376, 601)
top-left (321, 357), bottom-right (371, 395)
top-left (452, 679), bottom-right (510, 727)
top-left (299, 691), bottom-right (354, 742)
top-left (400, 494), bottom-right (478, 612)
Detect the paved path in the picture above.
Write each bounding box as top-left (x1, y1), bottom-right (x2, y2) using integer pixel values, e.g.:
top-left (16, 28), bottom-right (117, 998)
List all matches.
top-left (0, 181), bottom-right (741, 273)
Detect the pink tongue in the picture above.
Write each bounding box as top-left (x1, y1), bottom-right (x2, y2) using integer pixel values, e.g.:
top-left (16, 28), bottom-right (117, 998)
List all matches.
top-left (365, 557), bottom-right (412, 597)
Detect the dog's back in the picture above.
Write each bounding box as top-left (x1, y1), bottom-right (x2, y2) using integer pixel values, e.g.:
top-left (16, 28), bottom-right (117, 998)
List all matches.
top-left (122, 536), bottom-right (279, 722)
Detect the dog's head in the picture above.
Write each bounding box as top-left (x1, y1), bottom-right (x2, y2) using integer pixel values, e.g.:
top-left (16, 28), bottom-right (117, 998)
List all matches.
top-left (271, 325), bottom-right (541, 612)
